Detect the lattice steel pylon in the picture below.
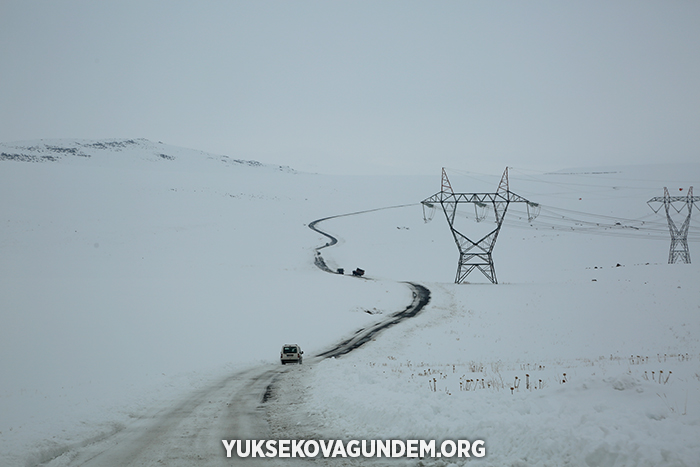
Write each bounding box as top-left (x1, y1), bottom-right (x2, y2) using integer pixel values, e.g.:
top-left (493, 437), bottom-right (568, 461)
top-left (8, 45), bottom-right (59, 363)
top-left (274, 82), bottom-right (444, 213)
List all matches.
top-left (647, 187), bottom-right (700, 264)
top-left (422, 167), bottom-right (539, 284)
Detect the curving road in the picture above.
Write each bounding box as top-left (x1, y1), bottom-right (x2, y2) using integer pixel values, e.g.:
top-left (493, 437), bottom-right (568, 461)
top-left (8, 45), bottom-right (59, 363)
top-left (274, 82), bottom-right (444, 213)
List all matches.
top-left (41, 210), bottom-right (430, 467)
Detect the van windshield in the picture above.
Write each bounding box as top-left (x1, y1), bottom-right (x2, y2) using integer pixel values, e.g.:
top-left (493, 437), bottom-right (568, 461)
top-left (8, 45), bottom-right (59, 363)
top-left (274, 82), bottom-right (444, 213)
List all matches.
top-left (283, 347), bottom-right (297, 353)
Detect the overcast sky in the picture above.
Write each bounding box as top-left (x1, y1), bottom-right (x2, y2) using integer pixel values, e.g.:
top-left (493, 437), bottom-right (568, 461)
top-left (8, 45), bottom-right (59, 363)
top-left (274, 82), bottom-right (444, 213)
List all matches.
top-left (1, 1), bottom-right (698, 175)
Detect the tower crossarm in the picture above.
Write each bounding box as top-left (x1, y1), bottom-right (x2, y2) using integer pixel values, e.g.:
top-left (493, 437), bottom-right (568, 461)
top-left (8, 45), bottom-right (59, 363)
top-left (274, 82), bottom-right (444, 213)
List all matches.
top-left (422, 191), bottom-right (532, 206)
top-left (647, 196), bottom-right (700, 204)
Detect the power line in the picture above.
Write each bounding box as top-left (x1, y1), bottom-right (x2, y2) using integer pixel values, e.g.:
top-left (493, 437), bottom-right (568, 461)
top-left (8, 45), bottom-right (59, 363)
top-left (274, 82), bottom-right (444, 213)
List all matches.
top-left (460, 202), bottom-right (700, 241)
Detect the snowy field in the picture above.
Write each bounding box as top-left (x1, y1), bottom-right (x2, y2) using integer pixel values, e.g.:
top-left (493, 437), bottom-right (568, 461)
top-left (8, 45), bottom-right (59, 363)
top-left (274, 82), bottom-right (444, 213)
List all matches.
top-left (1, 139), bottom-right (699, 466)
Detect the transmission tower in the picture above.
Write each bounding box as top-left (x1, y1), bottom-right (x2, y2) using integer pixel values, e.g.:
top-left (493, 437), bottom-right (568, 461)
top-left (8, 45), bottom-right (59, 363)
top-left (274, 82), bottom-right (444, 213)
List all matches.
top-left (647, 187), bottom-right (700, 264)
top-left (422, 167), bottom-right (539, 284)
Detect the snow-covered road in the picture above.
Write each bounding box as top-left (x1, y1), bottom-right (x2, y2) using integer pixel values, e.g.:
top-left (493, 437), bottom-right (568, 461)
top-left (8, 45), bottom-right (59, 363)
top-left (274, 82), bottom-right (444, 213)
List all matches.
top-left (54, 288), bottom-right (430, 466)
top-left (63, 366), bottom-right (283, 466)
top-left (40, 217), bottom-right (431, 466)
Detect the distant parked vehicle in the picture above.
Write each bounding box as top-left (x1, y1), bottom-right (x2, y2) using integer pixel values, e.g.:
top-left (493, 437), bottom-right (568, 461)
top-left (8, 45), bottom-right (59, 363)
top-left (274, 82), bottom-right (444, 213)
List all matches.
top-left (352, 268), bottom-right (365, 277)
top-left (280, 344), bottom-right (303, 364)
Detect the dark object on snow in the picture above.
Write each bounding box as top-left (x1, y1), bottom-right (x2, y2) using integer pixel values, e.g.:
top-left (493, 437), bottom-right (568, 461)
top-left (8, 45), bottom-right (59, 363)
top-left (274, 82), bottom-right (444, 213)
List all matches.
top-left (337, 268), bottom-right (344, 275)
top-left (352, 268), bottom-right (365, 277)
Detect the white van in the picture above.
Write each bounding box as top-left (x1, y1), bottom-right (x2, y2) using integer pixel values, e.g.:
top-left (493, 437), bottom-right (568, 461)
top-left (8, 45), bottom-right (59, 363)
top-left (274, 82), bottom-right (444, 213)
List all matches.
top-left (280, 344), bottom-right (303, 364)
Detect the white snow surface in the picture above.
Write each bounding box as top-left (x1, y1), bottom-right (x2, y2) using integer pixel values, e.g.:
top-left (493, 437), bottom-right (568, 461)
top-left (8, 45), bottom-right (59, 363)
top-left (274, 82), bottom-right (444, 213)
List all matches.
top-left (1, 138), bottom-right (699, 466)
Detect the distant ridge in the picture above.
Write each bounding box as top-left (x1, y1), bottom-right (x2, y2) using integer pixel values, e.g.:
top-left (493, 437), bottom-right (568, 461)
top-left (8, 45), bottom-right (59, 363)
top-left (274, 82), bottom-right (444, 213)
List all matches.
top-left (0, 138), bottom-right (143, 163)
top-left (0, 138), bottom-right (295, 173)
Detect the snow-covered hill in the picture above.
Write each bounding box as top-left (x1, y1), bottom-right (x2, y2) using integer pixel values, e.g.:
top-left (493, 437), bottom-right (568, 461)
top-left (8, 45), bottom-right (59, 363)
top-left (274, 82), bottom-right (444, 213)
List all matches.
top-left (0, 138), bottom-right (295, 171)
top-left (1, 139), bottom-right (699, 466)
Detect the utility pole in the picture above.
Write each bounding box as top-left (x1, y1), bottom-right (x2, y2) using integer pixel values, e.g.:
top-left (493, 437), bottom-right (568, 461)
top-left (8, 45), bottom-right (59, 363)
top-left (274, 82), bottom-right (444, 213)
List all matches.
top-left (422, 167), bottom-right (539, 284)
top-left (647, 187), bottom-right (699, 264)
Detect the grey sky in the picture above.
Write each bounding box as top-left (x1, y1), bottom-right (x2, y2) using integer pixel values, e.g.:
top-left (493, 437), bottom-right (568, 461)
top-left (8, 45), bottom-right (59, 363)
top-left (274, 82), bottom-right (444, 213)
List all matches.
top-left (1, 1), bottom-right (698, 175)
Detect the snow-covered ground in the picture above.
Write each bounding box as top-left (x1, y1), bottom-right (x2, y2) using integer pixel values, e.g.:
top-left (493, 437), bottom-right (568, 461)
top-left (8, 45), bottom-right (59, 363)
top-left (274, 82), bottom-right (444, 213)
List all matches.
top-left (1, 139), bottom-right (699, 466)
